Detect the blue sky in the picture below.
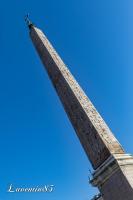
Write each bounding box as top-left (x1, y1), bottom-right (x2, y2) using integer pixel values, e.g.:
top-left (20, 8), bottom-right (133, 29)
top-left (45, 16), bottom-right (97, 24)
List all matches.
top-left (0, 0), bottom-right (133, 200)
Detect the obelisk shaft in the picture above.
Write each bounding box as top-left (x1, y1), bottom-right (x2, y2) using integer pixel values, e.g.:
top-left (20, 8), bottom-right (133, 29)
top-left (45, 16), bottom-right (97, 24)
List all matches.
top-left (29, 26), bottom-right (124, 169)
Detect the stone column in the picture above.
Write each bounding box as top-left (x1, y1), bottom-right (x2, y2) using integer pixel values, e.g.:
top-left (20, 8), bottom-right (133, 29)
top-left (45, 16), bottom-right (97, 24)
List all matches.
top-left (28, 24), bottom-right (133, 200)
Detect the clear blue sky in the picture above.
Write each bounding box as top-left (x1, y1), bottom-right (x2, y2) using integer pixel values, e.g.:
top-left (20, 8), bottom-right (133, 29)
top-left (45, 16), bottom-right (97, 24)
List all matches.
top-left (0, 0), bottom-right (133, 200)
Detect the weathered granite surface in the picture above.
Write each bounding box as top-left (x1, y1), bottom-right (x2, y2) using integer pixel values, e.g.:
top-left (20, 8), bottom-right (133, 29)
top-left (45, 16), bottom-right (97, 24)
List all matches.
top-left (30, 26), bottom-right (124, 169)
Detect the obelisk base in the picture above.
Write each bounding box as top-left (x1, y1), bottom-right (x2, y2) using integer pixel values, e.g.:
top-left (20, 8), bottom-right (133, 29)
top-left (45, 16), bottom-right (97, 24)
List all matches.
top-left (90, 154), bottom-right (133, 200)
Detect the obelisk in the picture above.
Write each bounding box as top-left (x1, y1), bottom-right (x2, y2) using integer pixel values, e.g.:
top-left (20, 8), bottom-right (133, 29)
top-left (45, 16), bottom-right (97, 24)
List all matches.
top-left (26, 19), bottom-right (133, 200)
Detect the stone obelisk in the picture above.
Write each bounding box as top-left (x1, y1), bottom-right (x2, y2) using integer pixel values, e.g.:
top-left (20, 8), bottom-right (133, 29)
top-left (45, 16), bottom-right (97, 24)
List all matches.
top-left (26, 19), bottom-right (133, 200)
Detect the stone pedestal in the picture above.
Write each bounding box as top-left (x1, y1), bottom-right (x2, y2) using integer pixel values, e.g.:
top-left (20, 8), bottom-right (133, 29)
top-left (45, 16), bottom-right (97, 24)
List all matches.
top-left (90, 154), bottom-right (133, 200)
